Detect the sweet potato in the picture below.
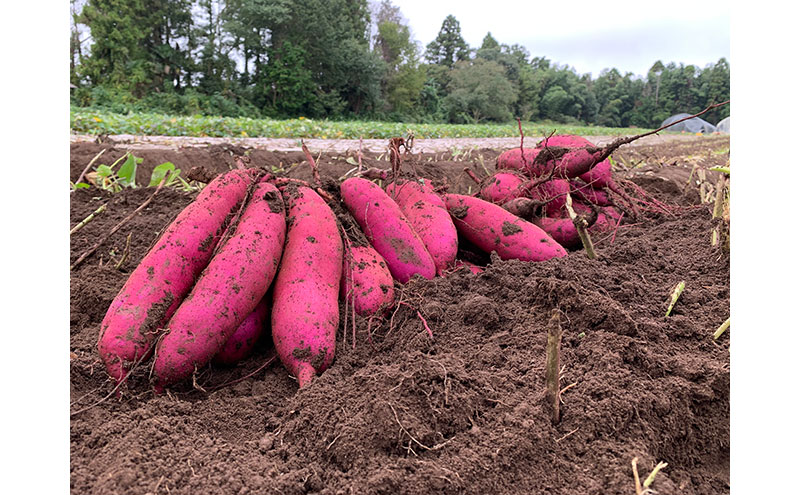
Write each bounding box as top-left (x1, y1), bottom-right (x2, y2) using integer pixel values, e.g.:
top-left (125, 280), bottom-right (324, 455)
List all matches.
top-left (272, 186), bottom-right (343, 387)
top-left (528, 179), bottom-right (570, 217)
top-left (213, 297), bottom-right (270, 365)
top-left (496, 148), bottom-right (541, 171)
top-left (579, 159), bottom-right (614, 190)
top-left (589, 206), bottom-right (624, 234)
top-left (570, 180), bottom-right (613, 206)
top-left (341, 177), bottom-right (435, 283)
top-left (528, 146), bottom-right (606, 179)
top-left (444, 194), bottom-right (567, 262)
top-left (97, 169), bottom-right (255, 384)
top-left (535, 135), bottom-right (615, 189)
top-left (501, 197), bottom-right (538, 220)
top-left (152, 180), bottom-right (286, 391)
top-left (535, 134), bottom-right (616, 188)
top-left (384, 179), bottom-right (458, 274)
top-left (536, 134), bottom-right (593, 149)
top-left (533, 217), bottom-right (582, 250)
top-left (478, 172), bottom-right (526, 204)
top-left (341, 245), bottom-right (395, 317)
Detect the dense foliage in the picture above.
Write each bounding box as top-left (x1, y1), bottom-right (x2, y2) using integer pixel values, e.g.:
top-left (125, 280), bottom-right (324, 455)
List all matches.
top-left (70, 0), bottom-right (730, 127)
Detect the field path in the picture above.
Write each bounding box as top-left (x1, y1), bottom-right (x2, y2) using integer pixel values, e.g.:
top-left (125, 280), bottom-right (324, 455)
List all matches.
top-left (70, 132), bottom-right (710, 153)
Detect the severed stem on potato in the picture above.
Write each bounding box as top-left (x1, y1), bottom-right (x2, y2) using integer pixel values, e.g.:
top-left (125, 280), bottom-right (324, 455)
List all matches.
top-left (643, 461), bottom-right (668, 489)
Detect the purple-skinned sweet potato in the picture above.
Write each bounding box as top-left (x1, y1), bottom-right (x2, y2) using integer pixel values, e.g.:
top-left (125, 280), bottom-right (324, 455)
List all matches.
top-left (443, 194), bottom-right (567, 262)
top-left (341, 244), bottom-right (395, 317)
top-left (272, 185), bottom-right (343, 388)
top-left (152, 180), bottom-right (286, 391)
top-left (478, 172), bottom-right (526, 204)
top-left (213, 297), bottom-right (270, 365)
top-left (341, 177), bottom-right (435, 283)
top-left (384, 178), bottom-right (458, 275)
top-left (496, 148), bottom-right (541, 171)
top-left (97, 168), bottom-right (256, 384)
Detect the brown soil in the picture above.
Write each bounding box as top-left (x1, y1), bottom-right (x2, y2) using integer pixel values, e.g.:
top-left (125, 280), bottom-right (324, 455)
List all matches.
top-left (70, 135), bottom-right (730, 495)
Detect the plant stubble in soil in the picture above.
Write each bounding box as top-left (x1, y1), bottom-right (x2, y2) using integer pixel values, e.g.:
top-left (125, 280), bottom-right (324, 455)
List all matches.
top-left (70, 136), bottom-right (730, 495)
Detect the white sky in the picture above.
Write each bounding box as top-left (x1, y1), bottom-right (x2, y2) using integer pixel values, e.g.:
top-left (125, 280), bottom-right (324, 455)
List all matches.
top-left (394, 0), bottom-right (730, 78)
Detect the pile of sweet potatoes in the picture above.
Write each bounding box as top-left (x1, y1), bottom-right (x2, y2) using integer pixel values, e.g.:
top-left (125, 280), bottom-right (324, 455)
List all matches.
top-left (483, 134), bottom-right (631, 248)
top-left (97, 135), bottom-right (632, 391)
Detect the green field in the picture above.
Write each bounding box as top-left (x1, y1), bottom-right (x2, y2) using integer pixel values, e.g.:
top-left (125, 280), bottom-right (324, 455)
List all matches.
top-left (71, 108), bottom-right (657, 140)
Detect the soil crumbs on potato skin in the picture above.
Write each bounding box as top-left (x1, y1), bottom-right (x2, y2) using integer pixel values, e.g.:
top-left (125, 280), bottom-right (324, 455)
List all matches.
top-left (70, 136), bottom-right (730, 495)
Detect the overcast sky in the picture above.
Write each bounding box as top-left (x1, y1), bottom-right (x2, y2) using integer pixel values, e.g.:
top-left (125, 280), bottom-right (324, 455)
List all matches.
top-left (393, 0), bottom-right (730, 78)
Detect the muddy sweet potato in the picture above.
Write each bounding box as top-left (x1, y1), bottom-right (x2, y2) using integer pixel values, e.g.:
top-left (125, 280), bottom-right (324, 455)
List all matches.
top-left (496, 148), bottom-right (541, 171)
top-left (443, 194), bottom-right (567, 262)
top-left (152, 180), bottom-right (286, 391)
top-left (478, 172), bottom-right (527, 204)
top-left (97, 169), bottom-right (256, 384)
top-left (341, 177), bottom-right (435, 283)
top-left (213, 297), bottom-right (270, 365)
top-left (384, 178), bottom-right (458, 275)
top-left (272, 186), bottom-right (343, 387)
top-left (341, 244), bottom-right (396, 317)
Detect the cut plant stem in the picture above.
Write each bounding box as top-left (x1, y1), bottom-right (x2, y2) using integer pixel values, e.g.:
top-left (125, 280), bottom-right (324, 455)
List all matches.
top-left (711, 174), bottom-right (727, 246)
top-left (643, 461), bottom-right (668, 489)
top-left (70, 203), bottom-right (107, 235)
top-left (565, 193), bottom-right (597, 259)
top-left (665, 281), bottom-right (686, 317)
top-left (713, 317), bottom-right (731, 340)
top-left (632, 457), bottom-right (643, 495)
top-left (545, 310), bottom-right (562, 424)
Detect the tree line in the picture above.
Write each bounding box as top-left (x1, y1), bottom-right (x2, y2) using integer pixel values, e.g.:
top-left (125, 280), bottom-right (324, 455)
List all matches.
top-left (70, 0), bottom-right (730, 127)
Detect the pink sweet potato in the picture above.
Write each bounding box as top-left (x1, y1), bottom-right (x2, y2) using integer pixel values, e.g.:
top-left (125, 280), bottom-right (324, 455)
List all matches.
top-left (213, 297), bottom-right (270, 365)
top-left (97, 169), bottom-right (255, 384)
top-left (152, 180), bottom-right (286, 390)
top-left (527, 179), bottom-right (570, 217)
top-left (528, 146), bottom-right (606, 179)
top-left (384, 179), bottom-right (458, 274)
top-left (478, 172), bottom-right (526, 204)
top-left (536, 134), bottom-right (593, 149)
top-left (341, 177), bottom-right (435, 283)
top-left (579, 159), bottom-right (614, 190)
top-left (272, 186), bottom-right (343, 387)
top-left (496, 148), bottom-right (541, 171)
top-left (570, 180), bottom-right (613, 206)
top-left (443, 194), bottom-right (567, 262)
top-left (534, 217), bottom-right (582, 250)
top-left (589, 206), bottom-right (624, 234)
top-left (535, 134), bottom-right (615, 188)
top-left (341, 245), bottom-right (395, 317)
top-left (501, 197), bottom-right (538, 220)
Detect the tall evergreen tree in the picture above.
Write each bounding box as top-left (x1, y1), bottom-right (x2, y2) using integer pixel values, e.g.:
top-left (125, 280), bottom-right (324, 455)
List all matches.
top-left (424, 15), bottom-right (470, 67)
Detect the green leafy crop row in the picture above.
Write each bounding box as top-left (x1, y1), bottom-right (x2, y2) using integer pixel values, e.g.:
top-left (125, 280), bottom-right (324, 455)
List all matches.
top-left (71, 108), bottom-right (657, 140)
